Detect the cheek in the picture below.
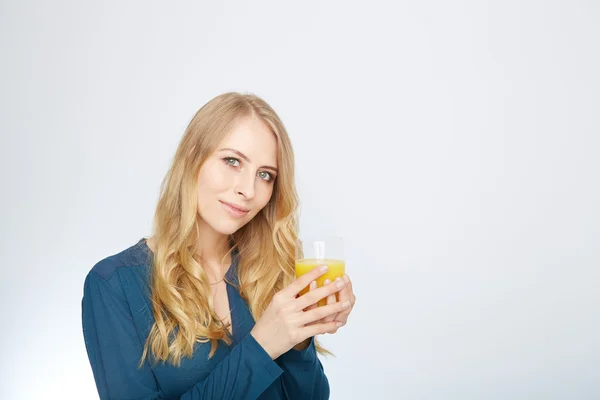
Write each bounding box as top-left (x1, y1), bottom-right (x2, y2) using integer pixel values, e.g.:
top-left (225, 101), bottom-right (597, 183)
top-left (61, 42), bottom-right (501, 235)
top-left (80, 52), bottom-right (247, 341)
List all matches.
top-left (197, 162), bottom-right (231, 193)
top-left (254, 185), bottom-right (275, 211)
top-left (196, 164), bottom-right (232, 216)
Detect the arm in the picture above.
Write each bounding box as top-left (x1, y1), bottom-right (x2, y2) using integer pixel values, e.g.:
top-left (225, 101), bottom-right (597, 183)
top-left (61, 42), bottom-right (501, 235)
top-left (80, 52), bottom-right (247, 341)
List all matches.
top-left (82, 271), bottom-right (283, 400)
top-left (276, 337), bottom-right (330, 399)
top-left (276, 273), bottom-right (356, 399)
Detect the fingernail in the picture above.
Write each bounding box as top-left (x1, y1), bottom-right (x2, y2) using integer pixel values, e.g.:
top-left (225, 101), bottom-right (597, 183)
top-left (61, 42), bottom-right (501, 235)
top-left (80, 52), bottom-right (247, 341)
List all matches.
top-left (310, 280), bottom-right (317, 290)
top-left (324, 279), bottom-right (331, 285)
top-left (336, 322), bottom-right (343, 327)
top-left (336, 280), bottom-right (344, 289)
top-left (320, 265), bottom-right (328, 272)
top-left (342, 301), bottom-right (350, 309)
top-left (343, 275), bottom-right (350, 283)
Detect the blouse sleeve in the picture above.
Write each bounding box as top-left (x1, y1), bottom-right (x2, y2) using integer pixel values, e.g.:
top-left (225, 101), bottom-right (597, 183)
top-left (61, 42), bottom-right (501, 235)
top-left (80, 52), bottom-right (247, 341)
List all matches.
top-left (82, 271), bottom-right (283, 400)
top-left (276, 338), bottom-right (331, 399)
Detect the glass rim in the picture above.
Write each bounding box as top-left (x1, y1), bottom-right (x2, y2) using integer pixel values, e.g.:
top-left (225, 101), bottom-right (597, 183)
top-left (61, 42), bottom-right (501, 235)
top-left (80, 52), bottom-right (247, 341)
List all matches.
top-left (295, 235), bottom-right (344, 260)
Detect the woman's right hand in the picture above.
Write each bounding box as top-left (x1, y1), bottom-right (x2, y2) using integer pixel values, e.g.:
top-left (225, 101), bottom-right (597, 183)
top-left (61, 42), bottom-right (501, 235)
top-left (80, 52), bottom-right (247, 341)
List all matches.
top-left (250, 265), bottom-right (349, 359)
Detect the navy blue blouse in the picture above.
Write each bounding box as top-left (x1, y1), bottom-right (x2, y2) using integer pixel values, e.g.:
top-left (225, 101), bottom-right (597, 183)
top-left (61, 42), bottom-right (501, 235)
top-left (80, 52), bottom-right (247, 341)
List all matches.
top-left (82, 238), bottom-right (330, 399)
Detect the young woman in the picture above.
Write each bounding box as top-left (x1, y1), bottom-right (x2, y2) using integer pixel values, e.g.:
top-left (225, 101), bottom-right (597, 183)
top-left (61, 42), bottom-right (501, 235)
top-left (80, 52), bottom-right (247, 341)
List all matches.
top-left (81, 92), bottom-right (356, 399)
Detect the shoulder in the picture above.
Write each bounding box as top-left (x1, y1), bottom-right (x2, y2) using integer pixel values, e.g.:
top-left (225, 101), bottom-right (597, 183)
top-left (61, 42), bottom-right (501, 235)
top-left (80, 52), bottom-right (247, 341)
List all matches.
top-left (82, 240), bottom-right (153, 334)
top-left (88, 238), bottom-right (152, 281)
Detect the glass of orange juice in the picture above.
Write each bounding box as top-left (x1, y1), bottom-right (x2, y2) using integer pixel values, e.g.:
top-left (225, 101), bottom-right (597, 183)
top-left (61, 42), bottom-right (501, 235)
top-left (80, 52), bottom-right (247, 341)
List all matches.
top-left (295, 236), bottom-right (345, 306)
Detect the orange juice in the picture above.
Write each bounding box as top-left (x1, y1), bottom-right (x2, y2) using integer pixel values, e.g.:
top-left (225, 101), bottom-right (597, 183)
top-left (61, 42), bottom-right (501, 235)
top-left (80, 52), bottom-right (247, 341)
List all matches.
top-left (295, 258), bottom-right (346, 306)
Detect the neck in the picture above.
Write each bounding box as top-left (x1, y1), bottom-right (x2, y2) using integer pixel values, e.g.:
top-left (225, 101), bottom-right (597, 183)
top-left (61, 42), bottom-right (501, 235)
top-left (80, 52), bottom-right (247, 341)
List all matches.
top-left (195, 219), bottom-right (231, 275)
top-left (146, 221), bottom-right (232, 274)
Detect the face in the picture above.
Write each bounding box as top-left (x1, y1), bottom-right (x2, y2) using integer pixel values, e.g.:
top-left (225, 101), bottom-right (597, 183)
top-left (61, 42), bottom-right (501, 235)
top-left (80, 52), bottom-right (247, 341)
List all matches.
top-left (196, 115), bottom-right (279, 236)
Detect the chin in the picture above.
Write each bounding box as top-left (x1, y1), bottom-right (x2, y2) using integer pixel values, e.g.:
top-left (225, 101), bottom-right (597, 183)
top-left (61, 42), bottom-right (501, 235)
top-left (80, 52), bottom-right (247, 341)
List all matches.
top-left (209, 219), bottom-right (248, 236)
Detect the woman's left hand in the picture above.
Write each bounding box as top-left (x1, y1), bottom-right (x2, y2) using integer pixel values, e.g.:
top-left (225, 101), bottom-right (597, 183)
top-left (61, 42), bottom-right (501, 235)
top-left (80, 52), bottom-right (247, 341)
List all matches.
top-left (308, 274), bottom-right (356, 333)
top-left (292, 274), bottom-right (356, 350)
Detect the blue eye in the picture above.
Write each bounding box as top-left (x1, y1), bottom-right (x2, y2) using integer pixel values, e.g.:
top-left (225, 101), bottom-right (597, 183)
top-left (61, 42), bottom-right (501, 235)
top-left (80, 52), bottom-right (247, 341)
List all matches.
top-left (258, 171), bottom-right (273, 181)
top-left (224, 157), bottom-right (274, 182)
top-left (223, 157), bottom-right (240, 167)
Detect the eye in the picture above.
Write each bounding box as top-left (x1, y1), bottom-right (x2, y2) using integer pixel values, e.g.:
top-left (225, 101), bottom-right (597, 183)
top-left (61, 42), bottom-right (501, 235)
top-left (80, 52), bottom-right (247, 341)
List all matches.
top-left (258, 171), bottom-right (273, 182)
top-left (223, 157), bottom-right (240, 167)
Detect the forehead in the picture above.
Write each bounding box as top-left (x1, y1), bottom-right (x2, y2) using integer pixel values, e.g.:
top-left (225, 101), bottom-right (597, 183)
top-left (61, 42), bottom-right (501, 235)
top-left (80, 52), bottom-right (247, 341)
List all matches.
top-left (219, 116), bottom-right (278, 166)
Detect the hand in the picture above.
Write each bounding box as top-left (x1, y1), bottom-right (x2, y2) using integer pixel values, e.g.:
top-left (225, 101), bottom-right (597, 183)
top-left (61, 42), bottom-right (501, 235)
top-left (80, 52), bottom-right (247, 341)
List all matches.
top-left (331, 274), bottom-right (356, 327)
top-left (305, 274), bottom-right (356, 334)
top-left (250, 265), bottom-right (348, 360)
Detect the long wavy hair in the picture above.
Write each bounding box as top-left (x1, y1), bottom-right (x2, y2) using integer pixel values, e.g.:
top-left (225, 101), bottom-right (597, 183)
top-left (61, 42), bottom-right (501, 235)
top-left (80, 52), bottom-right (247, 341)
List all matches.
top-left (140, 92), bottom-right (327, 367)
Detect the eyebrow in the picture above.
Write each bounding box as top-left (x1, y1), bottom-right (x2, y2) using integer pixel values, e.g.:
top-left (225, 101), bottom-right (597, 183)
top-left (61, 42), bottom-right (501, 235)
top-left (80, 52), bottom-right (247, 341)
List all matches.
top-left (219, 148), bottom-right (278, 173)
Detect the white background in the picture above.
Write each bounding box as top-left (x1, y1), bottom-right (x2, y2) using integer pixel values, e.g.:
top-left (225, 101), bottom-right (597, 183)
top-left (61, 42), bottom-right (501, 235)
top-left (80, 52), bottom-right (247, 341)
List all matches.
top-left (1, 1), bottom-right (599, 399)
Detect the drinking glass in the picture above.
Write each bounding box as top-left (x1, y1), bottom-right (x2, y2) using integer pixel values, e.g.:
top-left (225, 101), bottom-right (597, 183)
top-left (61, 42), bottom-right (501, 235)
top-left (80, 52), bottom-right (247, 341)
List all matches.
top-left (295, 236), bottom-right (345, 306)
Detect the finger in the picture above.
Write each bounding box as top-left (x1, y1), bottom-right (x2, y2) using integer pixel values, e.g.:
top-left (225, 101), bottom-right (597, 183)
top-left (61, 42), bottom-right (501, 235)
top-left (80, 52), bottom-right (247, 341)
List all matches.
top-left (334, 308), bottom-right (351, 325)
top-left (296, 278), bottom-right (344, 310)
top-left (327, 277), bottom-right (349, 323)
top-left (343, 275), bottom-right (356, 307)
top-left (305, 280), bottom-right (327, 326)
top-left (298, 299), bottom-right (351, 326)
top-left (321, 280), bottom-right (338, 322)
top-left (334, 276), bottom-right (355, 325)
top-left (301, 321), bottom-right (342, 339)
top-left (304, 280), bottom-right (318, 312)
top-left (343, 274), bottom-right (354, 298)
top-left (326, 325), bottom-right (339, 334)
top-left (286, 265), bottom-right (329, 296)
top-left (336, 277), bottom-right (350, 304)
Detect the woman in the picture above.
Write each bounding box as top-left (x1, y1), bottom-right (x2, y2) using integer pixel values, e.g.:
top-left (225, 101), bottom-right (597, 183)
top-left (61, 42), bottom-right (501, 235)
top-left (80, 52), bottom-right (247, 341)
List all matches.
top-left (81, 92), bottom-right (356, 399)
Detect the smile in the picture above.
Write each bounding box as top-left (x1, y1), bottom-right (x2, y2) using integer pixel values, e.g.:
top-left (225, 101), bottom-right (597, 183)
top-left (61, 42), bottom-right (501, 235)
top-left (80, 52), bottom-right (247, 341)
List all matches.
top-left (219, 201), bottom-right (250, 218)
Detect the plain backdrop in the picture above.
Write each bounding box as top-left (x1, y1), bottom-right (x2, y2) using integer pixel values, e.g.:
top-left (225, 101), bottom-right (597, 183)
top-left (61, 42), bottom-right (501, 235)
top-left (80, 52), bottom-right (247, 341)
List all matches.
top-left (1, 1), bottom-right (599, 399)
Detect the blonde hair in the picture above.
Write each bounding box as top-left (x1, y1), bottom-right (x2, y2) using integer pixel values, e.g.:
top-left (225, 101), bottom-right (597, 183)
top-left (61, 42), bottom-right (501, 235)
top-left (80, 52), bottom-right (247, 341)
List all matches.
top-left (140, 92), bottom-right (327, 367)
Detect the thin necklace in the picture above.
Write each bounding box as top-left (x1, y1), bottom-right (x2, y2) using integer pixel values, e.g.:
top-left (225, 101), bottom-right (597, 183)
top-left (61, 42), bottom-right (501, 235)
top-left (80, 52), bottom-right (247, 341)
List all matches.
top-left (210, 277), bottom-right (225, 285)
top-left (200, 257), bottom-right (227, 285)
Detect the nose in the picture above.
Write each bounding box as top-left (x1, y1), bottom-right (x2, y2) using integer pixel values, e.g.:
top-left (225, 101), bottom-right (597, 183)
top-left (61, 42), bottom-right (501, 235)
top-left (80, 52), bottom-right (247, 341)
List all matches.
top-left (234, 170), bottom-right (255, 199)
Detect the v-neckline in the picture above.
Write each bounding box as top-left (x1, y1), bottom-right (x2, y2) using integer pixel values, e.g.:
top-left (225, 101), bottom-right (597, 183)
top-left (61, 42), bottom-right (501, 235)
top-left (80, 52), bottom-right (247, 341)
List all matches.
top-left (139, 237), bottom-right (240, 343)
top-left (225, 283), bottom-right (238, 342)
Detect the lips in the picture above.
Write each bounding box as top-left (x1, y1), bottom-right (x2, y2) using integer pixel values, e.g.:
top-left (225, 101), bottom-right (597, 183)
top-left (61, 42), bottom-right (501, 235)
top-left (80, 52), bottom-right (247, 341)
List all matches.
top-left (220, 201), bottom-right (249, 212)
top-left (219, 200), bottom-right (250, 217)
